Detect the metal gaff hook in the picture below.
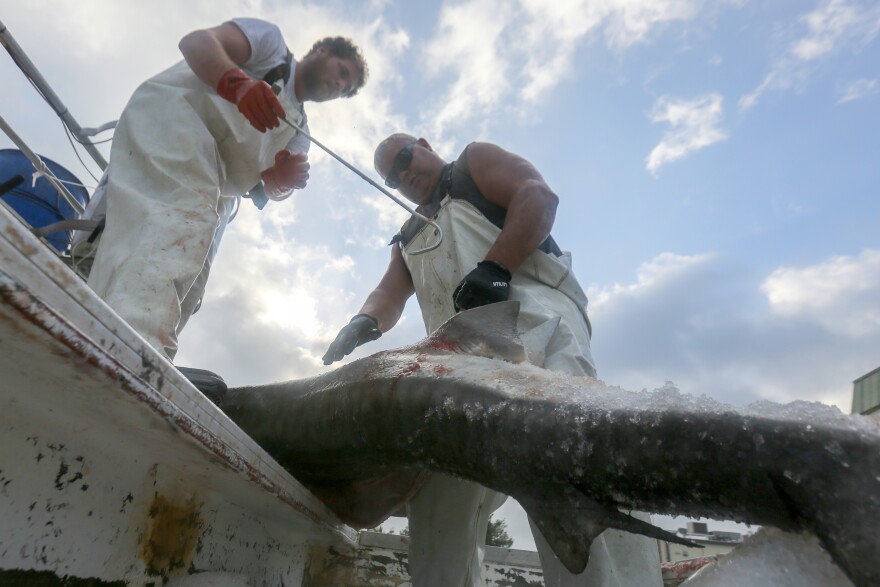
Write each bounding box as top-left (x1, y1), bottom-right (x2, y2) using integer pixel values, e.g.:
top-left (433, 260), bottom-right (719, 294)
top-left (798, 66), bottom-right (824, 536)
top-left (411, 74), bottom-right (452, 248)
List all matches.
top-left (278, 116), bottom-right (443, 255)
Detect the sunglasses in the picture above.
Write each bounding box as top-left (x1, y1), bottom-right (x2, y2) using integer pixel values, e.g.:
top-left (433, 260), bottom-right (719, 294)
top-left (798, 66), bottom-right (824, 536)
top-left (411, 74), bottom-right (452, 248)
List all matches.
top-left (385, 140), bottom-right (418, 189)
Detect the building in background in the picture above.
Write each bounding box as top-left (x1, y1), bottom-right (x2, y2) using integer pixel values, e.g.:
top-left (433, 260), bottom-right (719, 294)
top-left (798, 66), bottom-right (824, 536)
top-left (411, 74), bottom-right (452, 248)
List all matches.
top-left (657, 521), bottom-right (746, 564)
top-left (312, 531), bottom-right (544, 586)
top-left (852, 366), bottom-right (880, 416)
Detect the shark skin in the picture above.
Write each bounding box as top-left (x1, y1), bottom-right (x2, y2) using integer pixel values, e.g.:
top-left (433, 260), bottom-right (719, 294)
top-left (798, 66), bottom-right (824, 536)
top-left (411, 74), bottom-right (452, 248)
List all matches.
top-left (219, 302), bottom-right (880, 586)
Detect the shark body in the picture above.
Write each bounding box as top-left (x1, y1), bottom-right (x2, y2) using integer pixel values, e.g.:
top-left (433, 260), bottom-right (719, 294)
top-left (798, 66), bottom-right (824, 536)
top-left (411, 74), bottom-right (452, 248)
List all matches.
top-left (220, 302), bottom-right (880, 586)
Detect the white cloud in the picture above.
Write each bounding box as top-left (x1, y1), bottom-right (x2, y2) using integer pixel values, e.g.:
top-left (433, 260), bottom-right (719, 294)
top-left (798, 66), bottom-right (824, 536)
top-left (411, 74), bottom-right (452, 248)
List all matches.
top-left (645, 93), bottom-right (727, 175)
top-left (361, 195), bottom-right (411, 234)
top-left (762, 249), bottom-right (880, 337)
top-left (175, 194), bottom-right (370, 384)
top-left (740, 0), bottom-right (880, 111)
top-left (838, 77), bottom-right (879, 103)
top-left (589, 252), bottom-right (715, 307)
top-left (517, 0), bottom-right (701, 102)
top-left (599, 0), bottom-right (703, 49)
top-left (588, 251), bottom-right (880, 411)
top-left (738, 72), bottom-right (778, 113)
top-left (421, 0), bottom-right (708, 138)
top-left (290, 20), bottom-right (412, 174)
top-left (421, 0), bottom-right (515, 137)
top-left (791, 0), bottom-right (862, 61)
top-left (257, 287), bottom-right (322, 337)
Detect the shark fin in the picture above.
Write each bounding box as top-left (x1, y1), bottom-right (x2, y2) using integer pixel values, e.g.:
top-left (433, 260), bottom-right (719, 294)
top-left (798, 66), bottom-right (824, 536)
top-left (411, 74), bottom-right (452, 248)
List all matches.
top-left (518, 496), bottom-right (607, 574)
top-left (520, 494), bottom-right (701, 574)
top-left (601, 508), bottom-right (702, 549)
top-left (520, 316), bottom-right (561, 367)
top-left (426, 301), bottom-right (528, 364)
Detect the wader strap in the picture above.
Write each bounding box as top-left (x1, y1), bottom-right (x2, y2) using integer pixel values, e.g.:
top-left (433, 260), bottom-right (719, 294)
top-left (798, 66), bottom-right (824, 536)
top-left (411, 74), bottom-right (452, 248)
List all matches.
top-left (263, 50), bottom-right (293, 86)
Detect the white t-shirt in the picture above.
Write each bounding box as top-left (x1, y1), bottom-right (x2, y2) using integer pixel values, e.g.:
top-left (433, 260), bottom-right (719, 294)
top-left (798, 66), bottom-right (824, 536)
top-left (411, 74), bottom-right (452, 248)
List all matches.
top-left (76, 18), bottom-right (313, 228)
top-left (229, 17), bottom-right (310, 155)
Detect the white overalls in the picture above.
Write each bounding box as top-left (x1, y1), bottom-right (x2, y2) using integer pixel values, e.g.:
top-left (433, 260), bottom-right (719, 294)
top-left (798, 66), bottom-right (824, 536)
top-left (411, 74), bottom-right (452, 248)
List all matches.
top-left (401, 196), bottom-right (662, 587)
top-left (88, 49), bottom-right (304, 359)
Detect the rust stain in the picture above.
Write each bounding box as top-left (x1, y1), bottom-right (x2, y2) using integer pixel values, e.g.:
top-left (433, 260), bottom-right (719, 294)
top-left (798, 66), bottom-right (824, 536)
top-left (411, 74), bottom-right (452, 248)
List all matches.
top-left (0, 275), bottom-right (114, 378)
top-left (0, 224), bottom-right (81, 289)
top-left (304, 545), bottom-right (359, 586)
top-left (139, 494), bottom-right (202, 577)
top-left (0, 272), bottom-right (349, 538)
top-left (3, 223), bottom-right (40, 258)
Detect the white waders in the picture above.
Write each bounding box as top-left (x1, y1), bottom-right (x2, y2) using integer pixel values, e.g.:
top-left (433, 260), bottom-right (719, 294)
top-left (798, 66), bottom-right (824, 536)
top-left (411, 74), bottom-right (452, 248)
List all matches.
top-left (402, 197), bottom-right (662, 587)
top-left (87, 61), bottom-right (301, 359)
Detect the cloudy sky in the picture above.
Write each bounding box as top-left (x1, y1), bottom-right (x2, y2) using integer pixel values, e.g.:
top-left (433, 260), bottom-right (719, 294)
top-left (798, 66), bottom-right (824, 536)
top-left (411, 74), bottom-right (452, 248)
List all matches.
top-left (2, 0), bottom-right (879, 549)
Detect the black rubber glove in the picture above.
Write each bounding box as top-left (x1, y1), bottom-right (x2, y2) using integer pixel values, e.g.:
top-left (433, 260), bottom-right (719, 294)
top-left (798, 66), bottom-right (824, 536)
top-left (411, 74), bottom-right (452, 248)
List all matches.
top-left (322, 314), bottom-right (382, 365)
top-left (452, 260), bottom-right (512, 312)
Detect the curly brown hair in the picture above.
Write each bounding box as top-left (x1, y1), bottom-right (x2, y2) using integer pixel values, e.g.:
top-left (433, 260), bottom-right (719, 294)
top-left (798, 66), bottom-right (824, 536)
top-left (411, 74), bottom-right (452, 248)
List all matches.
top-left (306, 36), bottom-right (369, 98)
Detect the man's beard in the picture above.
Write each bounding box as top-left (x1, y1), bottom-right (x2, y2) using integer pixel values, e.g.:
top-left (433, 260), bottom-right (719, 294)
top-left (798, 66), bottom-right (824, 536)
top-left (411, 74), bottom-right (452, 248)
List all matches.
top-left (300, 60), bottom-right (330, 102)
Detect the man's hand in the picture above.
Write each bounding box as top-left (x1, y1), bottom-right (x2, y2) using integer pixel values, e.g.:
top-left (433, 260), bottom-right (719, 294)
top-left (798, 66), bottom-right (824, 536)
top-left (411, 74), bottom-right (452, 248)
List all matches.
top-left (216, 67), bottom-right (285, 132)
top-left (452, 260), bottom-right (512, 312)
top-left (322, 314), bottom-right (382, 365)
top-left (261, 150), bottom-right (310, 200)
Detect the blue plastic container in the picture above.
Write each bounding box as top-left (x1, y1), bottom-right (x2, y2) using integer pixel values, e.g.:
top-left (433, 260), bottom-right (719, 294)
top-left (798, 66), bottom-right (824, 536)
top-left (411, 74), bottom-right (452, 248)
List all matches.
top-left (0, 149), bottom-right (90, 253)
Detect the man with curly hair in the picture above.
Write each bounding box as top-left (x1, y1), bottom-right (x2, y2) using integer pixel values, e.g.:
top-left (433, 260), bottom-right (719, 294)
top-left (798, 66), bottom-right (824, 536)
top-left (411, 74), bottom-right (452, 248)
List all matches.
top-left (88, 18), bottom-right (368, 360)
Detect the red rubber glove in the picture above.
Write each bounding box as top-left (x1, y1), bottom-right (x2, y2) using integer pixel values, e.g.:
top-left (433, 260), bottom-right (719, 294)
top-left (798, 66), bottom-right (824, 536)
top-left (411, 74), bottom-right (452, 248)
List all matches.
top-left (216, 68), bottom-right (285, 132)
top-left (261, 150), bottom-right (310, 200)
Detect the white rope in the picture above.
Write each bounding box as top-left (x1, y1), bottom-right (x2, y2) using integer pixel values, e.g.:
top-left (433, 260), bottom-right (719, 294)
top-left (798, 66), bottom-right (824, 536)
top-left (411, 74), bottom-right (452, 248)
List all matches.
top-left (0, 114), bottom-right (85, 215)
top-left (28, 172), bottom-right (97, 191)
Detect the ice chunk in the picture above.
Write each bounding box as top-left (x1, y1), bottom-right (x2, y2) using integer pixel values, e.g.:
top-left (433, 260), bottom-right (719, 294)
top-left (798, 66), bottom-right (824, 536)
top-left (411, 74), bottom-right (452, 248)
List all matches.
top-left (681, 528), bottom-right (854, 587)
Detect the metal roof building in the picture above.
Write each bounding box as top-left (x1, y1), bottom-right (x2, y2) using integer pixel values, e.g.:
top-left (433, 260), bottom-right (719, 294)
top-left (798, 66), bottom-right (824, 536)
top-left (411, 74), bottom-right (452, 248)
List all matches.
top-left (852, 366), bottom-right (880, 416)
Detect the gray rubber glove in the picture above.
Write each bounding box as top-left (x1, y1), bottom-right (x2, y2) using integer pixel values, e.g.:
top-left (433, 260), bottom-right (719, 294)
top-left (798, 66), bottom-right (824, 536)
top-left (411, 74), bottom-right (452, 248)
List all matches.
top-left (322, 314), bottom-right (382, 365)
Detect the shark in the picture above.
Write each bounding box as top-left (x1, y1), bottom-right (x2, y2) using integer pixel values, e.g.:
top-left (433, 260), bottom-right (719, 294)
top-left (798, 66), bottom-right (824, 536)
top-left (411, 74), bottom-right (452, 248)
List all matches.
top-left (217, 302), bottom-right (880, 586)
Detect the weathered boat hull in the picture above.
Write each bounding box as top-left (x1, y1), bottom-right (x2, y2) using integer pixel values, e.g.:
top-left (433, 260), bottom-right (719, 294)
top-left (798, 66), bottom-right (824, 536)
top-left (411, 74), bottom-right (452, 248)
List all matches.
top-left (0, 203), bottom-right (354, 586)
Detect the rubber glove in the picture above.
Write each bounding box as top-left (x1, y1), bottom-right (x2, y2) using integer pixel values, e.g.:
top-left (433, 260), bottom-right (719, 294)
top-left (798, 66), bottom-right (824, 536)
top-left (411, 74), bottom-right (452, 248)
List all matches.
top-left (322, 314), bottom-right (382, 365)
top-left (260, 150), bottom-right (310, 201)
top-left (452, 260), bottom-right (512, 312)
top-left (216, 67), bottom-right (285, 132)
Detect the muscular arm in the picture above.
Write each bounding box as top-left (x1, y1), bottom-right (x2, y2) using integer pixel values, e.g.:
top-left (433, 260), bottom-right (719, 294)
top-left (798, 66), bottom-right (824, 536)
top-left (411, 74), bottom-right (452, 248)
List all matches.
top-left (358, 245), bottom-right (416, 331)
top-left (466, 142), bottom-right (559, 273)
top-left (179, 22), bottom-right (252, 89)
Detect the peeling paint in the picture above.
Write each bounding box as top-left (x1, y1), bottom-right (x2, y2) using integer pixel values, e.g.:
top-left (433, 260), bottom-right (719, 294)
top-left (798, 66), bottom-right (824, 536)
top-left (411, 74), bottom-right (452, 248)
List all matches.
top-left (305, 545), bottom-right (359, 586)
top-left (0, 223), bottom-right (350, 585)
top-left (140, 495), bottom-right (202, 578)
top-left (0, 270), bottom-right (349, 536)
